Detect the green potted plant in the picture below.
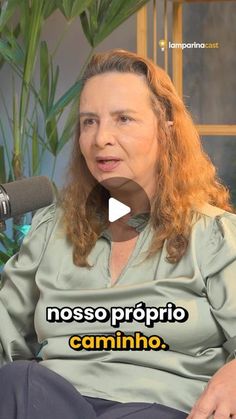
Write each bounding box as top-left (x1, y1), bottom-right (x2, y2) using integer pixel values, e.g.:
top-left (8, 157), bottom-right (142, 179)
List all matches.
top-left (0, 0), bottom-right (150, 266)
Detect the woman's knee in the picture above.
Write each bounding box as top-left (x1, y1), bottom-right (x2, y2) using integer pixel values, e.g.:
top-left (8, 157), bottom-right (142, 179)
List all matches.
top-left (0, 360), bottom-right (33, 387)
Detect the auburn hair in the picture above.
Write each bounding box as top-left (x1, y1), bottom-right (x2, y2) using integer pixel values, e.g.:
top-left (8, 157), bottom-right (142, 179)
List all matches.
top-left (59, 48), bottom-right (234, 267)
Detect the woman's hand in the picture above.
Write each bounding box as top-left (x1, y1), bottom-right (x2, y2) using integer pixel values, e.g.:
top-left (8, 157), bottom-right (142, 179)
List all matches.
top-left (187, 359), bottom-right (236, 419)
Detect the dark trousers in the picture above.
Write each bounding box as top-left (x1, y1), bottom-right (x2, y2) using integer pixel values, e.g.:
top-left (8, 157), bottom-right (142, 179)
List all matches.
top-left (0, 360), bottom-right (188, 419)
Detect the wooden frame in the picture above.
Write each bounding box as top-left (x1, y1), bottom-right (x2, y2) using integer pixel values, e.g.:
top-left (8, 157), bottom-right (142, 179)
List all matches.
top-left (136, 1), bottom-right (236, 136)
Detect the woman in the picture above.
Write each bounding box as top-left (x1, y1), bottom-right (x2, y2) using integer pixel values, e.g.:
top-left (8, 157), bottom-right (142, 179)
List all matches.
top-left (0, 49), bottom-right (236, 419)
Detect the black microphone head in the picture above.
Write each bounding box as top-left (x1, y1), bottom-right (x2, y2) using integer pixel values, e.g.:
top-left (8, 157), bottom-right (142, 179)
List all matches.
top-left (1, 176), bottom-right (55, 218)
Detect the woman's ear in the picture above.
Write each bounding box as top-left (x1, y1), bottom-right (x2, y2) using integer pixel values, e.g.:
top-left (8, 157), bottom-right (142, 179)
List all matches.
top-left (167, 121), bottom-right (174, 127)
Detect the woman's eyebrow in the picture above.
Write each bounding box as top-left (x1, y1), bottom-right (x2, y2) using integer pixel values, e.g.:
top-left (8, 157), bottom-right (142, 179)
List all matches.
top-left (79, 109), bottom-right (138, 118)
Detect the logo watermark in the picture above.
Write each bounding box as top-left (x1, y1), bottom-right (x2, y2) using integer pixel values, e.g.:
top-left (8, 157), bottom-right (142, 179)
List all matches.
top-left (159, 40), bottom-right (219, 51)
top-left (159, 39), bottom-right (167, 51)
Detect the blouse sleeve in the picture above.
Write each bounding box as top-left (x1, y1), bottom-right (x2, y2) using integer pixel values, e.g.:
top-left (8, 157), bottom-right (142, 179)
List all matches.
top-left (0, 203), bottom-right (57, 366)
top-left (203, 211), bottom-right (236, 362)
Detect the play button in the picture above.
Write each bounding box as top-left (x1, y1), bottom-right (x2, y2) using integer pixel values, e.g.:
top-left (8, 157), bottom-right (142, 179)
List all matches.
top-left (85, 177), bottom-right (150, 242)
top-left (108, 198), bottom-right (131, 222)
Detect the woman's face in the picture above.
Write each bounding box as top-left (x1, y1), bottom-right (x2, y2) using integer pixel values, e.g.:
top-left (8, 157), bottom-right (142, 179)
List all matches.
top-left (79, 72), bottom-right (159, 196)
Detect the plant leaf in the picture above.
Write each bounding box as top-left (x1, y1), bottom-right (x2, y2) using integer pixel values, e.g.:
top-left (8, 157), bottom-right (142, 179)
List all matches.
top-left (88, 1), bottom-right (98, 39)
top-left (57, 101), bottom-right (78, 152)
top-left (14, 224), bottom-right (31, 234)
top-left (43, 0), bottom-right (58, 19)
top-left (13, 91), bottom-right (20, 156)
top-left (47, 79), bottom-right (83, 120)
top-left (19, 0), bottom-right (30, 44)
top-left (0, 250), bottom-right (11, 266)
top-left (57, 0), bottom-right (93, 21)
top-left (32, 124), bottom-right (39, 175)
top-left (97, 0), bottom-right (113, 22)
top-left (0, 146), bottom-right (6, 184)
top-left (80, 11), bottom-right (93, 46)
top-left (0, 35), bottom-right (24, 65)
top-left (0, 0), bottom-right (19, 31)
top-left (46, 118), bottom-right (59, 156)
top-left (0, 231), bottom-right (16, 251)
top-left (81, 0), bottom-right (150, 47)
top-left (19, 1), bottom-right (45, 135)
top-left (39, 41), bottom-right (49, 115)
top-left (49, 63), bottom-right (59, 110)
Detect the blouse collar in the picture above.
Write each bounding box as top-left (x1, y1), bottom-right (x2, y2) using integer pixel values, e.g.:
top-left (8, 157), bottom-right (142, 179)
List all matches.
top-left (99, 212), bottom-right (150, 240)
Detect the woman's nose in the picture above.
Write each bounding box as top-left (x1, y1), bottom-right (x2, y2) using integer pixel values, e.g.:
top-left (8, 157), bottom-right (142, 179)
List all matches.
top-left (94, 121), bottom-right (116, 148)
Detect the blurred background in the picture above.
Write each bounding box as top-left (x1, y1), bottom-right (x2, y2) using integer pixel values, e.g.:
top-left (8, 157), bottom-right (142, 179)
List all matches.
top-left (0, 0), bottom-right (235, 262)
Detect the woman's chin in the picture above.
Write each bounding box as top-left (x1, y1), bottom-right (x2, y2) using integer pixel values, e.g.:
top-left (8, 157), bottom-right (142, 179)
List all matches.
top-left (93, 171), bottom-right (128, 184)
top-left (102, 177), bottom-right (132, 190)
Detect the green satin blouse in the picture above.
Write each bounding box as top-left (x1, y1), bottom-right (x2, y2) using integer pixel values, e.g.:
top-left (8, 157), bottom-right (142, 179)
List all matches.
top-left (0, 202), bottom-right (236, 414)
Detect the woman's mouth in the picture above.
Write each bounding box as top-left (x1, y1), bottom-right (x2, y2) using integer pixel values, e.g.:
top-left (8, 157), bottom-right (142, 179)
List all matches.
top-left (95, 157), bottom-right (121, 172)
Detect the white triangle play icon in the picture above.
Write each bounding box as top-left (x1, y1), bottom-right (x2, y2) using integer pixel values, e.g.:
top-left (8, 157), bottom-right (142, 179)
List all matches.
top-left (108, 197), bottom-right (131, 222)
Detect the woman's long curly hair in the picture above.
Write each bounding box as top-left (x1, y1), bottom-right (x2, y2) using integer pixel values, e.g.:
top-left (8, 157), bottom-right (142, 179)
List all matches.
top-left (59, 48), bottom-right (234, 267)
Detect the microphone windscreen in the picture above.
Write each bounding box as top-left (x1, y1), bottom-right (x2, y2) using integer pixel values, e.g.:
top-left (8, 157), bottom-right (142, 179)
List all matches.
top-left (2, 176), bottom-right (55, 218)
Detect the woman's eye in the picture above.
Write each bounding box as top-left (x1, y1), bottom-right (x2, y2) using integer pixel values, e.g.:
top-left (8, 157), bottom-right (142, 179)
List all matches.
top-left (81, 115), bottom-right (133, 127)
top-left (82, 118), bottom-right (96, 126)
top-left (119, 115), bottom-right (133, 123)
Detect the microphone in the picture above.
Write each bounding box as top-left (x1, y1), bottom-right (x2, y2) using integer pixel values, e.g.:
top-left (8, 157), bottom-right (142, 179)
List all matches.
top-left (0, 176), bottom-right (55, 220)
